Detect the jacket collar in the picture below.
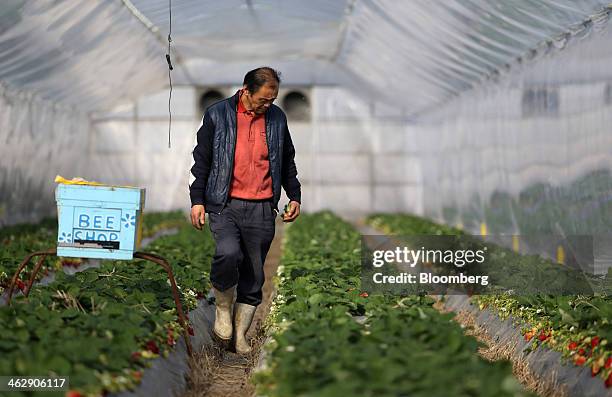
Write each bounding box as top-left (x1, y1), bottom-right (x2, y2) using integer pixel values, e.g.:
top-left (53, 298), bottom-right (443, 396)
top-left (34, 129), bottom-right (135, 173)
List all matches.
top-left (231, 89), bottom-right (240, 110)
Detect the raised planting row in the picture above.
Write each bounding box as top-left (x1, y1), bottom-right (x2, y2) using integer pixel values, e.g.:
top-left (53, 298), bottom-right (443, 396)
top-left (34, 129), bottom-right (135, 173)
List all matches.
top-left (0, 210), bottom-right (188, 296)
top-left (0, 213), bottom-right (214, 396)
top-left (367, 213), bottom-right (612, 389)
top-left (254, 211), bottom-right (532, 397)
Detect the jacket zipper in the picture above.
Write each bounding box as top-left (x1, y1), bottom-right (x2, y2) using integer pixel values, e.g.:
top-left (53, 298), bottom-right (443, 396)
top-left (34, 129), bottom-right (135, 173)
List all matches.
top-left (219, 98), bottom-right (239, 215)
top-left (219, 96), bottom-right (277, 214)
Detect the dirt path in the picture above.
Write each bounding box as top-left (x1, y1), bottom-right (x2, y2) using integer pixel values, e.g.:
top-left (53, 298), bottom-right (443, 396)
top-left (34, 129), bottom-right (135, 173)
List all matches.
top-left (183, 219), bottom-right (283, 397)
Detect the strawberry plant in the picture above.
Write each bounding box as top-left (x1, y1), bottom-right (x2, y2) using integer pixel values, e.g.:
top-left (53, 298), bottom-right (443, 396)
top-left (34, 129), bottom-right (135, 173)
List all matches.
top-left (140, 210), bottom-right (188, 238)
top-left (0, 212), bottom-right (214, 396)
top-left (368, 213), bottom-right (612, 389)
top-left (254, 211), bottom-right (531, 397)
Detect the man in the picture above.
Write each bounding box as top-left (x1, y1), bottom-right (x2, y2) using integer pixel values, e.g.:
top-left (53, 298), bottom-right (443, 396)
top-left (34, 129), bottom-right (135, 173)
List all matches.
top-left (189, 67), bottom-right (301, 354)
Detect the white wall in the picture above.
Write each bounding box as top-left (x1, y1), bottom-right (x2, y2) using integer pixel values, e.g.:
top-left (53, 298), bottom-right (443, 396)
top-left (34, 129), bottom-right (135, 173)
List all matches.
top-left (89, 87), bottom-right (199, 213)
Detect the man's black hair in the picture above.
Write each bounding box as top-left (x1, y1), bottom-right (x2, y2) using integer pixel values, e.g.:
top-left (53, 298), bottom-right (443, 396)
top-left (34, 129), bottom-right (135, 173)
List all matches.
top-left (243, 67), bottom-right (282, 94)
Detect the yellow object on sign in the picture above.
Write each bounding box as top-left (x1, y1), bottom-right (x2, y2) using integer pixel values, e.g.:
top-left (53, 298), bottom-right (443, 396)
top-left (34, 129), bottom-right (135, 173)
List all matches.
top-left (54, 175), bottom-right (138, 189)
top-left (55, 175), bottom-right (104, 186)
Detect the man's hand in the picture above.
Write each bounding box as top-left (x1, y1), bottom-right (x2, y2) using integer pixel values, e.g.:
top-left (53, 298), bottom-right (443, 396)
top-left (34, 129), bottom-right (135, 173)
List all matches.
top-left (282, 201), bottom-right (300, 223)
top-left (191, 204), bottom-right (206, 230)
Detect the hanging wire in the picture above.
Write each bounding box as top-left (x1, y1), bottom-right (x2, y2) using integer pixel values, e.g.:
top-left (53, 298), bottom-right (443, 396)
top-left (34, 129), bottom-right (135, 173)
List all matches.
top-left (165, 0), bottom-right (173, 149)
top-left (121, 0), bottom-right (196, 148)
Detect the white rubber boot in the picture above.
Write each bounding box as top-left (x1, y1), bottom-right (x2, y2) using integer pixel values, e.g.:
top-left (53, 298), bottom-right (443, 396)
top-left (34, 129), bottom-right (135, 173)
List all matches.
top-left (212, 286), bottom-right (236, 341)
top-left (233, 302), bottom-right (257, 354)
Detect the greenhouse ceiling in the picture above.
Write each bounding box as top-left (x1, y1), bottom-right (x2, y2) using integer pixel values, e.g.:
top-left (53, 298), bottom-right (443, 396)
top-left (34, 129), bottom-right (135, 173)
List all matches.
top-left (0, 0), bottom-right (610, 114)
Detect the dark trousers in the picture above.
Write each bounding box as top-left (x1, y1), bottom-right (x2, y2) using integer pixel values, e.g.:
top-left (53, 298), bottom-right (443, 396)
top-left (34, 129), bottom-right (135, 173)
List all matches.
top-left (207, 197), bottom-right (276, 306)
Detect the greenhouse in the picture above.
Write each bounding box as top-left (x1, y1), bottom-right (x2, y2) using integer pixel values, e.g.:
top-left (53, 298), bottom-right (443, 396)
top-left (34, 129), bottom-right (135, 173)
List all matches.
top-left (1, 1), bottom-right (612, 396)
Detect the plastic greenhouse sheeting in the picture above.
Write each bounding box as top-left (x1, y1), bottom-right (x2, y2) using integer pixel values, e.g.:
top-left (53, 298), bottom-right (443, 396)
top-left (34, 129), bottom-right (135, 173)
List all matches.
top-left (129, 0), bottom-right (611, 112)
top-left (0, 0), bottom-right (611, 270)
top-left (413, 7), bottom-right (612, 273)
top-left (0, 0), bottom-right (169, 225)
top-left (1, 0), bottom-right (610, 112)
top-left (128, 0), bottom-right (350, 63)
top-left (338, 0), bottom-right (611, 112)
top-left (0, 0), bottom-right (169, 110)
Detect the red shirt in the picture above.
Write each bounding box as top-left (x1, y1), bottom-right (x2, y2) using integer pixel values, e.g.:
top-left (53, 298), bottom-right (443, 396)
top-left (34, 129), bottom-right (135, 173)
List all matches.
top-left (229, 90), bottom-right (273, 200)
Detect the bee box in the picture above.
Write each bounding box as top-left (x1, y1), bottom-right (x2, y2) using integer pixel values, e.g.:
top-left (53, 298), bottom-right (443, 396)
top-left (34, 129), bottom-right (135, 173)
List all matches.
top-left (55, 184), bottom-right (146, 260)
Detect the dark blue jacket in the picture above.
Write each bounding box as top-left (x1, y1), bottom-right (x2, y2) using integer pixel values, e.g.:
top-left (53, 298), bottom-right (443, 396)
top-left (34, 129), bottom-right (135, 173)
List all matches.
top-left (189, 90), bottom-right (301, 213)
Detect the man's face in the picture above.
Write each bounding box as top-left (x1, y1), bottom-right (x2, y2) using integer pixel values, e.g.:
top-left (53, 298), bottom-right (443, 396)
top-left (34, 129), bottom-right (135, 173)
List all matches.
top-left (245, 83), bottom-right (278, 114)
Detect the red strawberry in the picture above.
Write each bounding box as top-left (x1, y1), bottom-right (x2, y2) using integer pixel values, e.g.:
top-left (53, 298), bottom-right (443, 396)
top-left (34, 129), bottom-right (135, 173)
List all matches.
top-left (132, 371), bottom-right (142, 382)
top-left (579, 348), bottom-right (586, 356)
top-left (538, 331), bottom-right (549, 342)
top-left (167, 335), bottom-right (175, 346)
top-left (130, 351), bottom-right (141, 360)
top-left (568, 341), bottom-right (578, 350)
top-left (359, 292), bottom-right (369, 298)
top-left (575, 355), bottom-right (587, 366)
top-left (15, 279), bottom-right (26, 292)
top-left (66, 391), bottom-right (82, 397)
top-left (606, 372), bottom-right (612, 388)
top-left (606, 357), bottom-right (612, 369)
top-left (145, 340), bottom-right (159, 354)
top-left (592, 336), bottom-right (600, 348)
top-left (167, 329), bottom-right (175, 346)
